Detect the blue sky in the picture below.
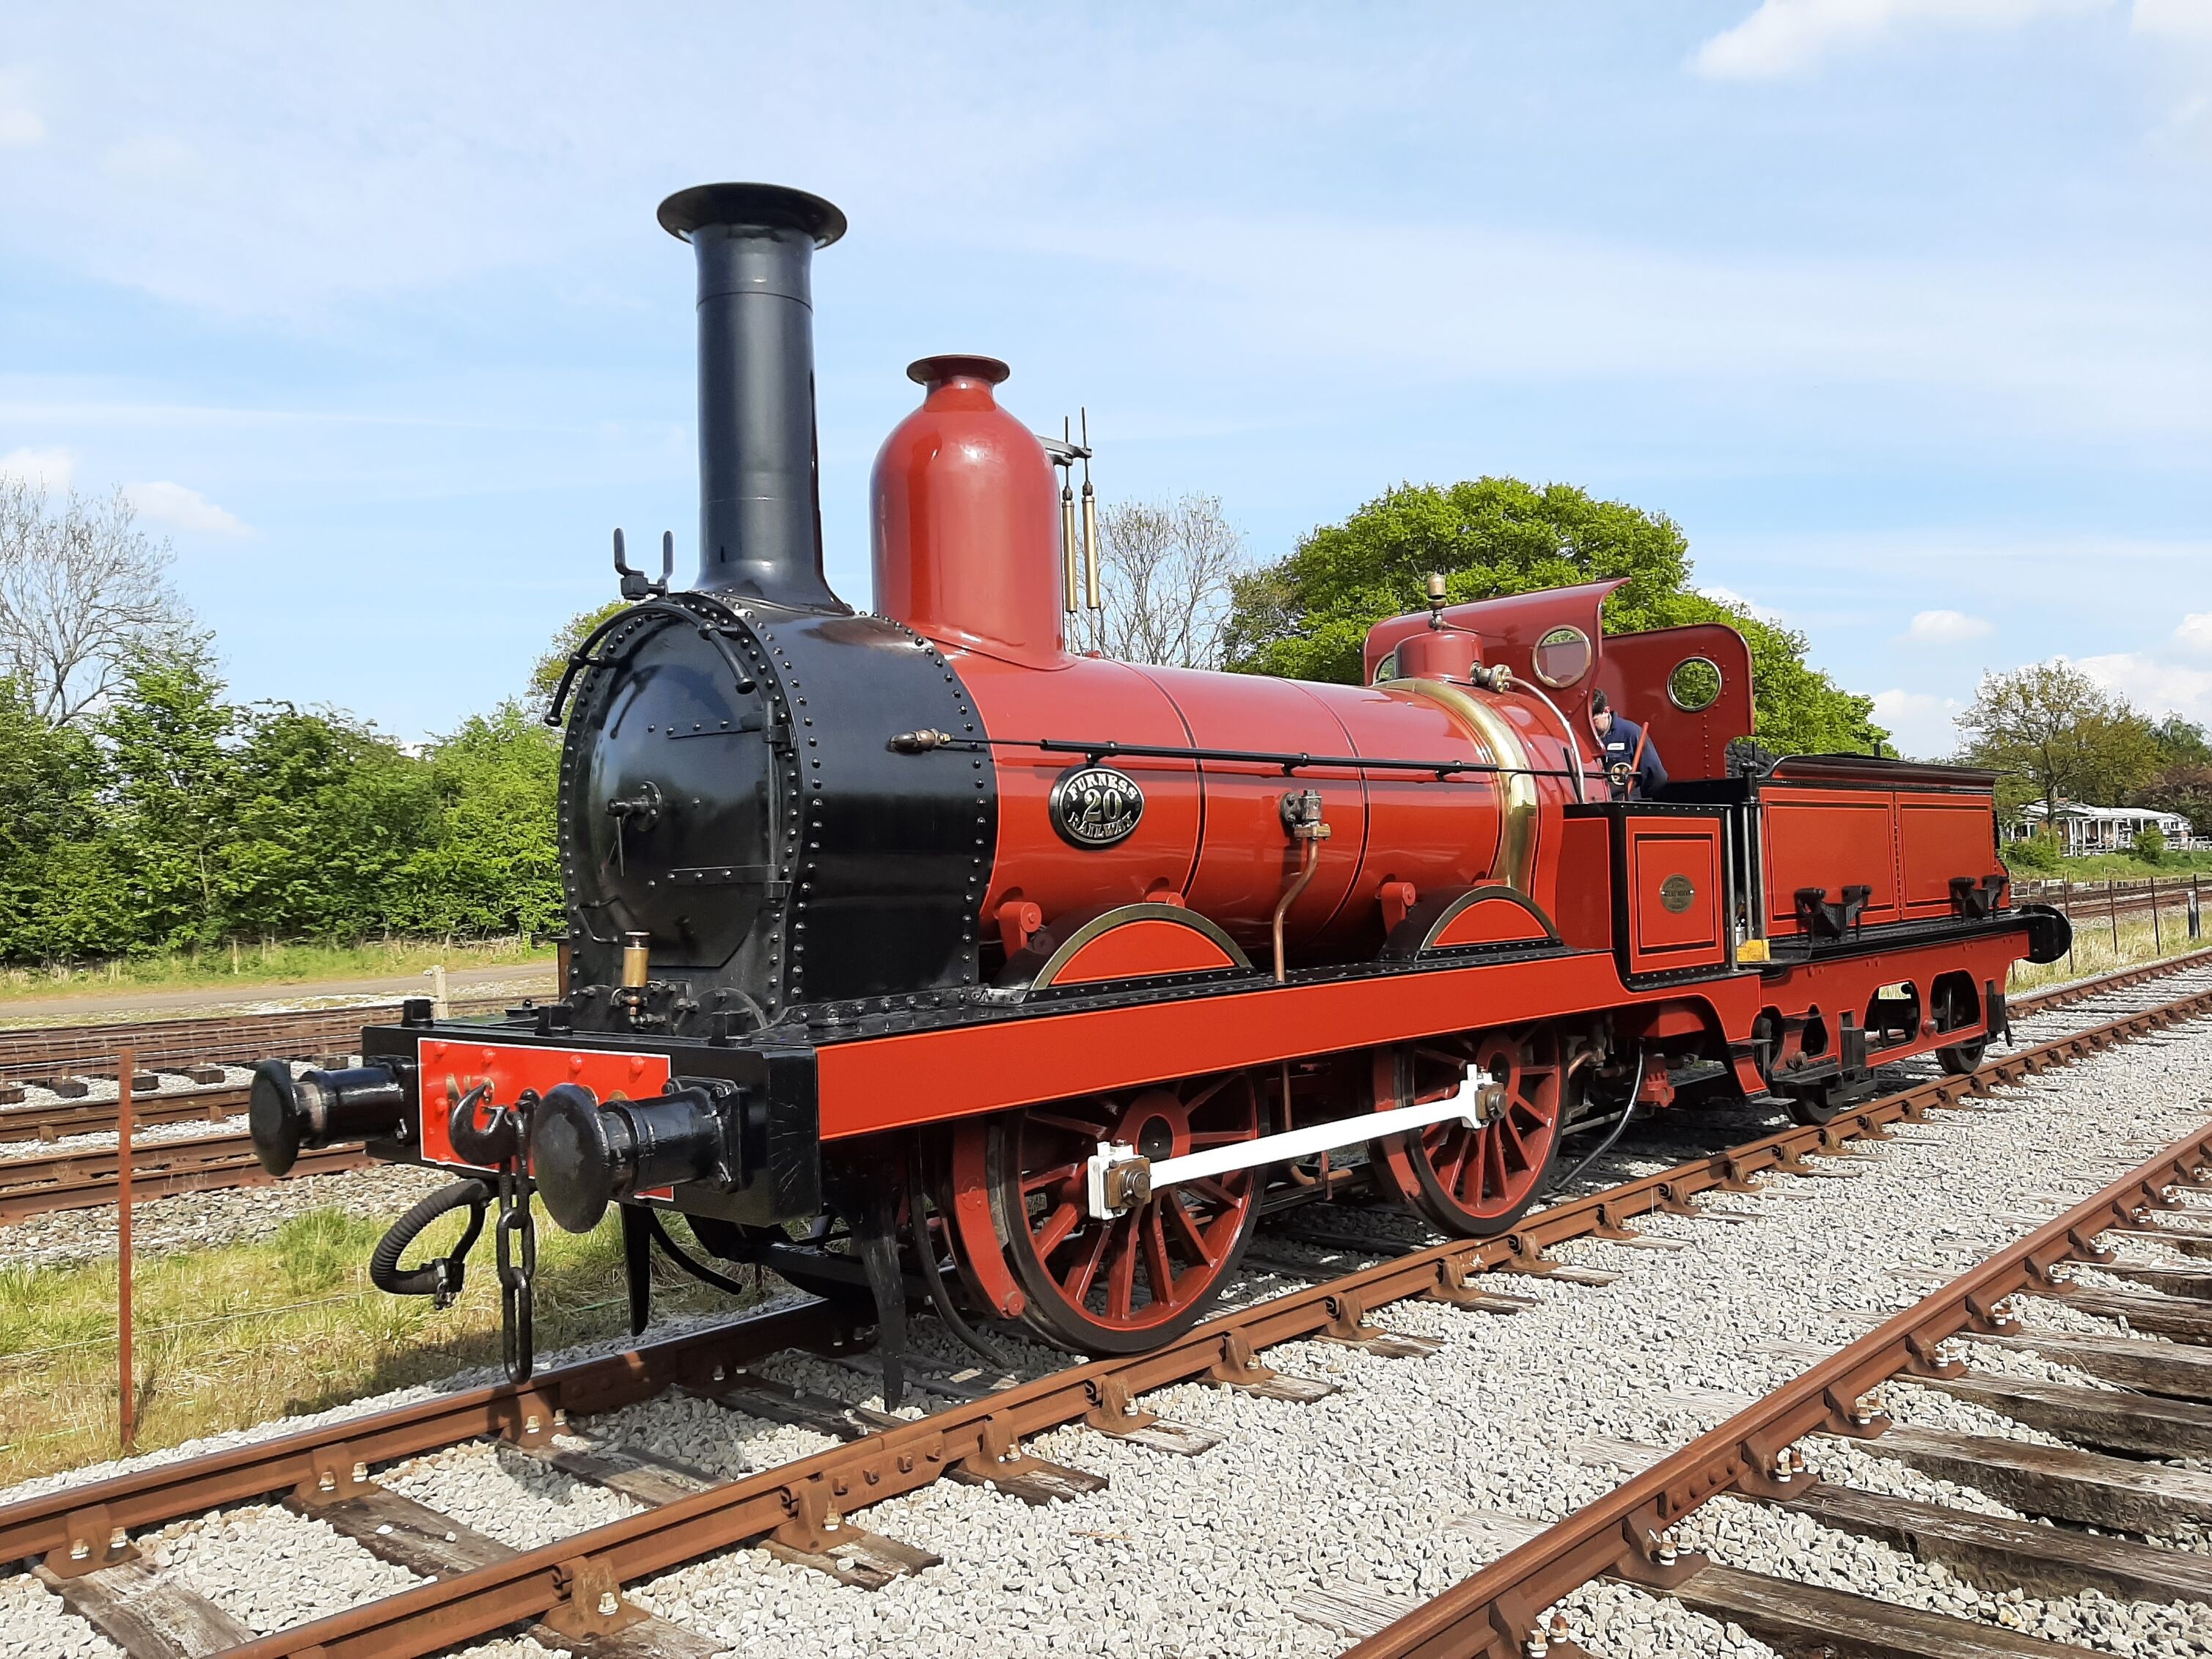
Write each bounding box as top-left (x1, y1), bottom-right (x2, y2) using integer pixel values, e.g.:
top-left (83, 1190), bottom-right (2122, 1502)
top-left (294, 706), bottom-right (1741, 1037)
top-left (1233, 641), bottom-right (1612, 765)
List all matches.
top-left (1, 0), bottom-right (2206, 757)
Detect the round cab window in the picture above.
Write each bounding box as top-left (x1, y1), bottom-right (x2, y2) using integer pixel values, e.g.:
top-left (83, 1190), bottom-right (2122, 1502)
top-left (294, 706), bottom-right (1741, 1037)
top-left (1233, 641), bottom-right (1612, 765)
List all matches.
top-left (1372, 650), bottom-right (1399, 685)
top-left (1669, 656), bottom-right (1723, 711)
top-left (1531, 626), bottom-right (1591, 688)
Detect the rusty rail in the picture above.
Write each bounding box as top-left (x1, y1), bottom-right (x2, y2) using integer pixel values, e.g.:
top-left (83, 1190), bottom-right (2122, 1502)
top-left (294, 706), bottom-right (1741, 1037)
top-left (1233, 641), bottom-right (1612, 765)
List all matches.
top-left (187, 981), bottom-right (2212, 1657)
top-left (1346, 1111), bottom-right (2212, 1656)
top-left (0, 1130), bottom-right (370, 1223)
top-left (0, 995), bottom-right (521, 1086)
top-left (0, 1084), bottom-right (249, 1145)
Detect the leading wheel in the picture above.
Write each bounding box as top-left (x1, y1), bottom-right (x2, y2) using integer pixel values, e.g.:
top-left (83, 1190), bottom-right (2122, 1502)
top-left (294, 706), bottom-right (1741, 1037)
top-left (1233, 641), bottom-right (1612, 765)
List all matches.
top-left (1369, 1025), bottom-right (1565, 1237)
top-left (964, 1074), bottom-right (1267, 1354)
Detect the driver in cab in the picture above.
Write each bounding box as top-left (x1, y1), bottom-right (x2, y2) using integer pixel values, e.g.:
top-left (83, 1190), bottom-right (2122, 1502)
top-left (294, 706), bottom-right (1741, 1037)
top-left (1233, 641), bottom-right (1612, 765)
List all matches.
top-left (1592, 690), bottom-right (1667, 801)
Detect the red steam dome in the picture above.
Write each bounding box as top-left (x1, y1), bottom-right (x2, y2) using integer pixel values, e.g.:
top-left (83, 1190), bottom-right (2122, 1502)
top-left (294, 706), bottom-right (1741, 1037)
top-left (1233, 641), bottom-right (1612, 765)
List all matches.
top-left (871, 355), bottom-right (1067, 669)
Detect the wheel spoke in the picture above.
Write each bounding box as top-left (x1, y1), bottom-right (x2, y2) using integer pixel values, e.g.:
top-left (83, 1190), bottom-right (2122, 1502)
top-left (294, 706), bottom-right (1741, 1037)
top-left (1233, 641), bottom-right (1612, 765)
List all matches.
top-left (1140, 1207), bottom-right (1176, 1310)
top-left (1019, 1160), bottom-right (1083, 1195)
top-left (1186, 1128), bottom-right (1254, 1147)
top-left (1107, 1219), bottom-right (1139, 1320)
top-left (1032, 1200), bottom-right (1082, 1258)
top-left (1187, 1175), bottom-right (1242, 1209)
top-left (1163, 1191), bottom-right (1216, 1267)
top-left (1183, 1074), bottom-right (1233, 1113)
top-left (1060, 1222), bottom-right (1113, 1304)
top-left (1436, 1130), bottom-right (1473, 1198)
top-left (1029, 1110), bottom-right (1114, 1141)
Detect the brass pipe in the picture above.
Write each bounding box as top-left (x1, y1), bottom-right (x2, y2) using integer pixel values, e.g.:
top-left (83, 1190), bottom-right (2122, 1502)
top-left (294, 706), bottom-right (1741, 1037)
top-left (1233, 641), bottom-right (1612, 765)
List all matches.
top-left (1081, 480), bottom-right (1102, 612)
top-left (1061, 483), bottom-right (1080, 616)
top-left (1272, 835), bottom-right (1322, 984)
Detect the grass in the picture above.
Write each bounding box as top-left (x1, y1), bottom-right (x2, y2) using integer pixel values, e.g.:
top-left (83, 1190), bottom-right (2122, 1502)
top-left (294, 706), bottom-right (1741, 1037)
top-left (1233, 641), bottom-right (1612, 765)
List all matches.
top-left (0, 1204), bottom-right (768, 1487)
top-left (0, 937), bottom-right (554, 1006)
top-left (2006, 911), bottom-right (2211, 995)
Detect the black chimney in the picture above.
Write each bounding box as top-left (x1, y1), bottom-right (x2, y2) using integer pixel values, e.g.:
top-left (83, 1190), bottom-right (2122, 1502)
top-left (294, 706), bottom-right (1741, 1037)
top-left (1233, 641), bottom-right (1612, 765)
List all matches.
top-left (656, 183), bottom-right (849, 610)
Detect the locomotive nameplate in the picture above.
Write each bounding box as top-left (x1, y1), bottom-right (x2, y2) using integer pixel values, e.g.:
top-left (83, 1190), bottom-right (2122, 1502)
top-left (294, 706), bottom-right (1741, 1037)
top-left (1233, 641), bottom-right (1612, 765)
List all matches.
top-left (1051, 764), bottom-right (1145, 849)
top-left (1660, 874), bottom-right (1696, 913)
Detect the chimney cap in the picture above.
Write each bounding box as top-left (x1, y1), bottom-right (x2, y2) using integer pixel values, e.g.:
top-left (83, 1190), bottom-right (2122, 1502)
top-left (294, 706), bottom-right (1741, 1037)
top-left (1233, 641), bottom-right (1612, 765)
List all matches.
top-left (907, 354), bottom-right (1010, 387)
top-left (657, 183), bottom-right (846, 248)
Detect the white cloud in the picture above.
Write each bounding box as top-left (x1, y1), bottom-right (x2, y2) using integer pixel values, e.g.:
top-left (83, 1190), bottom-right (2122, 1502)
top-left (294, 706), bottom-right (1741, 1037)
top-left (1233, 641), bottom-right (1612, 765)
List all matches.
top-left (0, 445), bottom-right (74, 488)
top-left (1902, 607), bottom-right (1996, 643)
top-left (0, 72), bottom-right (43, 149)
top-left (2178, 612), bottom-right (2212, 653)
top-left (2135, 0), bottom-right (2212, 39)
top-left (1698, 583), bottom-right (1787, 623)
top-left (1871, 686), bottom-right (1963, 757)
top-left (1692, 0), bottom-right (2111, 80)
top-left (102, 135), bottom-right (200, 183)
top-left (122, 480), bottom-right (247, 535)
top-left (2079, 651), bottom-right (2212, 722)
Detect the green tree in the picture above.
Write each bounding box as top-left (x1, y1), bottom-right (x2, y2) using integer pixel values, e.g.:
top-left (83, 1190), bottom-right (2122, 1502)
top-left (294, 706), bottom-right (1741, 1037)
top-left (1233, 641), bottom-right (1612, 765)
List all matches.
top-left (0, 678), bottom-right (103, 958)
top-left (96, 642), bottom-right (238, 950)
top-left (1220, 478), bottom-right (1880, 752)
top-left (2140, 764), bottom-right (2212, 838)
top-left (2150, 714), bottom-right (2212, 770)
top-left (1955, 662), bottom-right (2161, 822)
top-left (397, 702), bottom-right (564, 937)
top-left (530, 601), bottom-right (629, 713)
top-left (221, 706), bottom-right (438, 939)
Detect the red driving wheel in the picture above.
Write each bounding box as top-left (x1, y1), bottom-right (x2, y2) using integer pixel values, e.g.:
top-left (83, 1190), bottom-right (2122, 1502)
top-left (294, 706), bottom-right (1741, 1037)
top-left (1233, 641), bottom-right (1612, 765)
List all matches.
top-left (1370, 1025), bottom-right (1565, 1237)
top-left (948, 1073), bottom-right (1265, 1354)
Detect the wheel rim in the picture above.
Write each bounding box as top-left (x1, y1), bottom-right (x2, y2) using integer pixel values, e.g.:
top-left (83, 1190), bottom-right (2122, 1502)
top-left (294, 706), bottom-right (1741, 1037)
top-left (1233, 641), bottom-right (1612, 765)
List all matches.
top-left (978, 1074), bottom-right (1264, 1352)
top-left (1374, 1027), bottom-right (1564, 1237)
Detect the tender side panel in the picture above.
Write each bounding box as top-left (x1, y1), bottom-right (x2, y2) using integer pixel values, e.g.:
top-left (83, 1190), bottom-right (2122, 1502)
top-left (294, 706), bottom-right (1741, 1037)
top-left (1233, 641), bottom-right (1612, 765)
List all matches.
top-left (1762, 787), bottom-right (1900, 936)
top-left (1625, 816), bottom-right (1726, 975)
top-left (1898, 796), bottom-right (2004, 920)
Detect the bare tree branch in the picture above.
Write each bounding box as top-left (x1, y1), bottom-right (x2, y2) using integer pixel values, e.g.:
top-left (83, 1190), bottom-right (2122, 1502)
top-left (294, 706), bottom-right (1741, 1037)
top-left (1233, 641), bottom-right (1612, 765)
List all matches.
top-left (1095, 494), bottom-right (1247, 670)
top-left (0, 479), bottom-right (192, 725)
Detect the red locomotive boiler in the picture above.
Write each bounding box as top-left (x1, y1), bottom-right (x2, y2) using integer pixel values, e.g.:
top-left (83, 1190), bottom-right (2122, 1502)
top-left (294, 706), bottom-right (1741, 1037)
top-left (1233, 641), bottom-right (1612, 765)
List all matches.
top-left (251, 183), bottom-right (2068, 1382)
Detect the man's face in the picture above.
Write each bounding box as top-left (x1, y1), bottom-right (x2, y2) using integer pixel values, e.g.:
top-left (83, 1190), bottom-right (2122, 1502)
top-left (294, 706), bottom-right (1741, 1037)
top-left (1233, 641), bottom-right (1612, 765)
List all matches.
top-left (1593, 709), bottom-right (1614, 737)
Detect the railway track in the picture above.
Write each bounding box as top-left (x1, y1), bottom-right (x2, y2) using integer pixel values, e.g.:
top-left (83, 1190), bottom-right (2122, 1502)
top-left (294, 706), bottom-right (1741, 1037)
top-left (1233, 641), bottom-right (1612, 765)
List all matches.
top-left (1338, 1125), bottom-right (2212, 1659)
top-left (0, 1130), bottom-right (373, 1224)
top-left (3, 971), bottom-right (2207, 1658)
top-left (3, 948), bottom-right (2205, 1228)
top-left (0, 994), bottom-right (521, 1109)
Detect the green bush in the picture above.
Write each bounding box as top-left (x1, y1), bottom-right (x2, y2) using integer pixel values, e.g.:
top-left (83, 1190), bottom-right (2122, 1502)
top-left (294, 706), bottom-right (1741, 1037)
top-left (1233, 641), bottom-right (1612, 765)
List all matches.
top-left (2003, 832), bottom-right (2062, 873)
top-left (2133, 824), bottom-right (2168, 865)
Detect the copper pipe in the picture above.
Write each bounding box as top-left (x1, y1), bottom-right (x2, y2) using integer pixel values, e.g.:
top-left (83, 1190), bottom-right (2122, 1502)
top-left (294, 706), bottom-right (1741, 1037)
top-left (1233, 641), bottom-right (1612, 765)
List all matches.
top-left (1272, 835), bottom-right (1322, 984)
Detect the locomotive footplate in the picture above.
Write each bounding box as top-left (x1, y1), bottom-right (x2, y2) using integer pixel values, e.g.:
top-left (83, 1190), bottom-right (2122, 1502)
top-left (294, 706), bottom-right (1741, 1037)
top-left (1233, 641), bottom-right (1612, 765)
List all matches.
top-left (357, 1017), bottom-right (821, 1231)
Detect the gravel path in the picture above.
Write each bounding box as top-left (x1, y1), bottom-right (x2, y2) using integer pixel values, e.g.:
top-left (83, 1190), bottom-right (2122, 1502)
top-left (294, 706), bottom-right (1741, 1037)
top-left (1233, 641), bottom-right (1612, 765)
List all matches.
top-left (3, 978), bottom-right (2210, 1658)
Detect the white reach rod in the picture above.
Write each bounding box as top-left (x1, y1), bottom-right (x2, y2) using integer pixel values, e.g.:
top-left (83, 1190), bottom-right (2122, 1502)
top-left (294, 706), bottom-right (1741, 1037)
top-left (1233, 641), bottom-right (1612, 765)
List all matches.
top-left (1085, 1079), bottom-right (1488, 1218)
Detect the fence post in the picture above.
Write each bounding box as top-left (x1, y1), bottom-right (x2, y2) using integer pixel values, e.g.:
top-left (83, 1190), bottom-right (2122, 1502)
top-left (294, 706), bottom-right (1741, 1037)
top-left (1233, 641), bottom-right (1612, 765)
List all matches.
top-left (2108, 879), bottom-right (2120, 954)
top-left (117, 1046), bottom-right (136, 1452)
top-left (2194, 875), bottom-right (2203, 942)
top-left (2063, 879), bottom-right (2075, 972)
top-left (2151, 876), bottom-right (2162, 956)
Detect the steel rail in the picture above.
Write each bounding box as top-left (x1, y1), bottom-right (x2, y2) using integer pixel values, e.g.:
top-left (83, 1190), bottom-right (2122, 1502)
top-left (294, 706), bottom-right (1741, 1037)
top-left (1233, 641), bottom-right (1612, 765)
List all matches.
top-left (208, 981), bottom-right (2212, 1659)
top-left (0, 1132), bottom-right (371, 1223)
top-left (0, 1084), bottom-right (249, 1145)
top-left (1344, 1115), bottom-right (2212, 1657)
top-left (0, 995), bottom-right (519, 1083)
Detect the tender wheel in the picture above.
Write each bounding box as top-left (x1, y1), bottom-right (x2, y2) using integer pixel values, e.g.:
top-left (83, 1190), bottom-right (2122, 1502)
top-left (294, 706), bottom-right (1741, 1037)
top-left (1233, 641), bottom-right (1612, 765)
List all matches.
top-left (974, 1074), bottom-right (1267, 1354)
top-left (1369, 1025), bottom-right (1565, 1237)
top-left (1936, 1040), bottom-right (1988, 1077)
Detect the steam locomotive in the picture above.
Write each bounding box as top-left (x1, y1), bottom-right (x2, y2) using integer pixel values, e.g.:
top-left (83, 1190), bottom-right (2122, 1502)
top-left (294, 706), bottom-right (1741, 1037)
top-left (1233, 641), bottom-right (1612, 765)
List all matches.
top-left (250, 183), bottom-right (2068, 1385)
